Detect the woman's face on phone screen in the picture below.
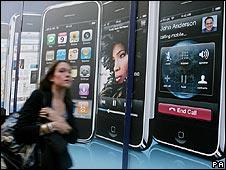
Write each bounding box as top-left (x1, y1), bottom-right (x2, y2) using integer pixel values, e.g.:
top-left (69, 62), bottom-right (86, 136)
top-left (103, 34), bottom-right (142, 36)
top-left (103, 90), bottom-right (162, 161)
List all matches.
top-left (112, 43), bottom-right (128, 84)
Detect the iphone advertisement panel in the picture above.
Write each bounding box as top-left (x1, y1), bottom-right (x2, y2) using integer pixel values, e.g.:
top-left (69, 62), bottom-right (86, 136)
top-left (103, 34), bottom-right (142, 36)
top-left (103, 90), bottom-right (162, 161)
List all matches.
top-left (39, 1), bottom-right (101, 142)
top-left (4, 14), bottom-right (41, 114)
top-left (97, 1), bottom-right (157, 149)
top-left (153, 1), bottom-right (225, 158)
top-left (1, 23), bottom-right (9, 108)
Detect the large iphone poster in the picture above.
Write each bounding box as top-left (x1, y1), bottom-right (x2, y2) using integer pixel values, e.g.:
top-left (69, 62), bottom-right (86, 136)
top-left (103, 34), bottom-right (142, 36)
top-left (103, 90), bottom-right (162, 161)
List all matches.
top-left (10, 14), bottom-right (41, 112)
top-left (97, 1), bottom-right (151, 147)
top-left (39, 1), bottom-right (100, 141)
top-left (1, 23), bottom-right (9, 108)
top-left (153, 1), bottom-right (225, 156)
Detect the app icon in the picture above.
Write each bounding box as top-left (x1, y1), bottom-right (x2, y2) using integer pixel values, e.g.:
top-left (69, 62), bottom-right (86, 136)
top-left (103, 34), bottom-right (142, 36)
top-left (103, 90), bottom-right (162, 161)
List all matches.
top-left (70, 31), bottom-right (79, 43)
top-left (68, 48), bottom-right (79, 60)
top-left (82, 29), bottom-right (92, 41)
top-left (198, 75), bottom-right (207, 84)
top-left (199, 49), bottom-right (209, 60)
top-left (56, 49), bottom-right (66, 60)
top-left (79, 83), bottom-right (89, 96)
top-left (71, 69), bottom-right (78, 78)
top-left (58, 32), bottom-right (67, 44)
top-left (81, 47), bottom-right (91, 60)
top-left (46, 50), bottom-right (54, 61)
top-left (165, 51), bottom-right (171, 62)
top-left (47, 34), bottom-right (56, 46)
top-left (77, 101), bottom-right (89, 114)
top-left (80, 65), bottom-right (90, 77)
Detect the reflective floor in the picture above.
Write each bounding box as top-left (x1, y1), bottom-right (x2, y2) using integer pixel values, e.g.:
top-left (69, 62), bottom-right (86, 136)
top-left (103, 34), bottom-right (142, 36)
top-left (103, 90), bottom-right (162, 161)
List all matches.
top-left (68, 138), bottom-right (225, 169)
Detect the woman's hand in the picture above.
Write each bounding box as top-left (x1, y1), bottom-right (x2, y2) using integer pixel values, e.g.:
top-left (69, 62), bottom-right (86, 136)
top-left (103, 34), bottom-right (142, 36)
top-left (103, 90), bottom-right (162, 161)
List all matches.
top-left (39, 107), bottom-right (64, 122)
top-left (51, 121), bottom-right (72, 134)
top-left (39, 107), bottom-right (72, 134)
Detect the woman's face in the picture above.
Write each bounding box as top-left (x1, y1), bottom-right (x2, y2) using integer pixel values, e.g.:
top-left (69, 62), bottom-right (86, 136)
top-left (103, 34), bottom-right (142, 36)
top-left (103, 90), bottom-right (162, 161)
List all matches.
top-left (112, 43), bottom-right (128, 84)
top-left (51, 62), bottom-right (72, 88)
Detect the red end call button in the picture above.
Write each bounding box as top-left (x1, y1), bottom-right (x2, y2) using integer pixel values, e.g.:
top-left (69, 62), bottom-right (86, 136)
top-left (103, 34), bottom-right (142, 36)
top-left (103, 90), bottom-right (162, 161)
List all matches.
top-left (158, 103), bottom-right (212, 122)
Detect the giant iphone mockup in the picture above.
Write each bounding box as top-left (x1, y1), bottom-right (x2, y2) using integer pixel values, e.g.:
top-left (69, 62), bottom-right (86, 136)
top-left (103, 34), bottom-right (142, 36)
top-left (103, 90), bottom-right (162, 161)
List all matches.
top-left (152, 1), bottom-right (225, 158)
top-left (39, 1), bottom-right (101, 142)
top-left (96, 1), bottom-right (158, 149)
top-left (1, 23), bottom-right (9, 109)
top-left (4, 13), bottom-right (41, 115)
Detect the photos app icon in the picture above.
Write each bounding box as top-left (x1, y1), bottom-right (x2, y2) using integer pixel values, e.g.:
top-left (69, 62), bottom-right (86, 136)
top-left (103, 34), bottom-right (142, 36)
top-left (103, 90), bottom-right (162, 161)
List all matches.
top-left (70, 31), bottom-right (79, 43)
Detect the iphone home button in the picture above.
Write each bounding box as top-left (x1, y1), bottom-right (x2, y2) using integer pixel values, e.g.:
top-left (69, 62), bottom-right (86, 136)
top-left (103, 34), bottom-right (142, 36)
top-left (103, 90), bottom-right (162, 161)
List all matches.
top-left (178, 131), bottom-right (184, 139)
top-left (108, 125), bottom-right (117, 138)
top-left (175, 131), bottom-right (187, 144)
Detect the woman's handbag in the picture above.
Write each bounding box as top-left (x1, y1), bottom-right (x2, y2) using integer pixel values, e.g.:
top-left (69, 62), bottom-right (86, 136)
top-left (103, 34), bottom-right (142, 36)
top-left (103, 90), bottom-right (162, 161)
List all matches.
top-left (1, 112), bottom-right (37, 169)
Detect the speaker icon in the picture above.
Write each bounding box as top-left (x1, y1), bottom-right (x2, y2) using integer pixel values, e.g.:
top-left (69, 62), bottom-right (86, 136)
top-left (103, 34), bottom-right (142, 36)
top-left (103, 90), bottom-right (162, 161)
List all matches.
top-left (199, 49), bottom-right (209, 60)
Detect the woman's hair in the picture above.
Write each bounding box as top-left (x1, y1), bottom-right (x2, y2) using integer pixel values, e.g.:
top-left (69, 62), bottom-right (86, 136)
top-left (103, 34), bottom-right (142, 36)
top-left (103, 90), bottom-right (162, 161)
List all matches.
top-left (101, 30), bottom-right (128, 71)
top-left (39, 60), bottom-right (72, 107)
